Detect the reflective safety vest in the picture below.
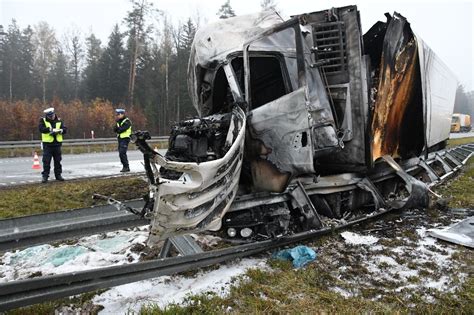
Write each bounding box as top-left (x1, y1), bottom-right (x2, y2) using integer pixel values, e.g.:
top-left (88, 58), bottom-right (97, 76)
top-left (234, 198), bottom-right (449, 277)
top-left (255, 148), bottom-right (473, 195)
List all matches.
top-left (42, 119), bottom-right (63, 143)
top-left (117, 118), bottom-right (132, 138)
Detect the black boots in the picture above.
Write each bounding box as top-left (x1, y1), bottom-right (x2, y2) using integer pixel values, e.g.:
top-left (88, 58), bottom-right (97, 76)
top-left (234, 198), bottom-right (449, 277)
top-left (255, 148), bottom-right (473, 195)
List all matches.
top-left (120, 166), bottom-right (130, 173)
top-left (43, 175), bottom-right (64, 183)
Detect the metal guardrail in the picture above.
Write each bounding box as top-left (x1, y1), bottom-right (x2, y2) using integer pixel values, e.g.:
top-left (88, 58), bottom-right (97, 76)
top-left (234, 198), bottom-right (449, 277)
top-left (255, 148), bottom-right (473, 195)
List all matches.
top-left (0, 200), bottom-right (147, 251)
top-left (0, 136), bottom-right (168, 149)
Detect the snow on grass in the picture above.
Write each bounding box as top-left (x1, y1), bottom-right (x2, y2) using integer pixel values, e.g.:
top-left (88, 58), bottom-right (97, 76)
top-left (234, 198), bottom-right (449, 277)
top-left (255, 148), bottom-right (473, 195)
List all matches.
top-left (328, 212), bottom-right (468, 303)
top-left (340, 231), bottom-right (379, 245)
top-left (92, 258), bottom-right (268, 314)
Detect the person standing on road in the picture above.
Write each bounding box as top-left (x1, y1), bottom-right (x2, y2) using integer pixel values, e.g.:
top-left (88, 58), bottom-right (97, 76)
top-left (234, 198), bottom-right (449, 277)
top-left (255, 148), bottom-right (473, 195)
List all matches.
top-left (113, 108), bottom-right (132, 172)
top-left (39, 107), bottom-right (67, 183)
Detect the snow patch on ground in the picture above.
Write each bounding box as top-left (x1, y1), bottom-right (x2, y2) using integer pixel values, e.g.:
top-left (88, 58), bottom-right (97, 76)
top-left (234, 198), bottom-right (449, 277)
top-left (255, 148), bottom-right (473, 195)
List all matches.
top-left (340, 231), bottom-right (379, 245)
top-left (326, 212), bottom-right (469, 303)
top-left (92, 258), bottom-right (268, 314)
top-left (0, 227), bottom-right (148, 283)
top-left (0, 227), bottom-right (267, 313)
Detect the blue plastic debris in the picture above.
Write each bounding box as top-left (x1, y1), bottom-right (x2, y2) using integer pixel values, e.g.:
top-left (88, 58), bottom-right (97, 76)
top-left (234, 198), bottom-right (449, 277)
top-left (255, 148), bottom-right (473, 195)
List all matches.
top-left (273, 245), bottom-right (317, 268)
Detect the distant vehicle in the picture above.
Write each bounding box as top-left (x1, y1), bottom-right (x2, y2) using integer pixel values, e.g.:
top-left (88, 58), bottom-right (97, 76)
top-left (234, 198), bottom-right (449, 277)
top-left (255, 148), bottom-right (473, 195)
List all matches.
top-left (451, 114), bottom-right (472, 132)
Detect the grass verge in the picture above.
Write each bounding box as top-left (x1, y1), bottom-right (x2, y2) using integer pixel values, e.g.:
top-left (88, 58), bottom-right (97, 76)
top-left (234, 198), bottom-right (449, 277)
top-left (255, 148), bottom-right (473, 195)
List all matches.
top-left (436, 158), bottom-right (474, 208)
top-left (447, 136), bottom-right (474, 147)
top-left (0, 176), bottom-right (148, 219)
top-left (6, 291), bottom-right (105, 315)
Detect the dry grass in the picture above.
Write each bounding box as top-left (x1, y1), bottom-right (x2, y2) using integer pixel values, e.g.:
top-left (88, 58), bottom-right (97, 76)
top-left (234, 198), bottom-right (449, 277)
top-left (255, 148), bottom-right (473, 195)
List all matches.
top-left (447, 136), bottom-right (474, 147)
top-left (0, 176), bottom-right (148, 219)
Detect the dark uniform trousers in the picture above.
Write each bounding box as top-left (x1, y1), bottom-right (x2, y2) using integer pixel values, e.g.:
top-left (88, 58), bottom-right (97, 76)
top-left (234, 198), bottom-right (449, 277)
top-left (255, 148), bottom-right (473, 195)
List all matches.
top-left (42, 145), bottom-right (62, 178)
top-left (118, 138), bottom-right (130, 168)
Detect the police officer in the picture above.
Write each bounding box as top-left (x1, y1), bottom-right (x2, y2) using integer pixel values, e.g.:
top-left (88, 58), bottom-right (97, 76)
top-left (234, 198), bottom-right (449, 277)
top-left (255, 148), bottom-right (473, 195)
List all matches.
top-left (39, 107), bottom-right (67, 183)
top-left (113, 108), bottom-right (132, 172)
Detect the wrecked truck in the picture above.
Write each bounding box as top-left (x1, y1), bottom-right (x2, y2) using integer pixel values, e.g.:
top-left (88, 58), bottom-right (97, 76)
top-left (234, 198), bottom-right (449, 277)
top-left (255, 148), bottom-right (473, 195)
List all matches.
top-left (133, 6), bottom-right (458, 247)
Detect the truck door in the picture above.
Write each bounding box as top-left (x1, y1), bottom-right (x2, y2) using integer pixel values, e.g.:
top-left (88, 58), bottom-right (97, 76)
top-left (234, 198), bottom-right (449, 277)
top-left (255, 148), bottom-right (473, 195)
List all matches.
top-left (242, 18), bottom-right (339, 192)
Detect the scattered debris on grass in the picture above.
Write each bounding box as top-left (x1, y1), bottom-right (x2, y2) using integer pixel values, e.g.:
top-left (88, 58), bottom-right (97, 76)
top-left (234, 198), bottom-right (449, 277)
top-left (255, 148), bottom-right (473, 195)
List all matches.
top-left (428, 216), bottom-right (473, 248)
top-left (272, 245), bottom-right (317, 268)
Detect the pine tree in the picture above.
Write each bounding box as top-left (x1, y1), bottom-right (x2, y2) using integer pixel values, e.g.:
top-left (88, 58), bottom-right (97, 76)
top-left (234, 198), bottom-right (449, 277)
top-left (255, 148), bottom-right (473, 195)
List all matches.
top-left (124, 0), bottom-right (154, 107)
top-left (217, 0), bottom-right (236, 19)
top-left (17, 26), bottom-right (35, 100)
top-left (82, 33), bottom-right (102, 100)
top-left (65, 30), bottom-right (83, 99)
top-left (135, 42), bottom-right (160, 133)
top-left (99, 24), bottom-right (127, 104)
top-left (0, 25), bottom-right (6, 99)
top-left (48, 47), bottom-right (71, 101)
top-left (3, 20), bottom-right (22, 101)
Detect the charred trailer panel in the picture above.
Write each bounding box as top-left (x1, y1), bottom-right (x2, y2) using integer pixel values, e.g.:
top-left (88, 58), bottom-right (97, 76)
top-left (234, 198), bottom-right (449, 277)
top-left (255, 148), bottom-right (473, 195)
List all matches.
top-left (365, 13), bottom-right (457, 160)
top-left (305, 6), bottom-right (457, 166)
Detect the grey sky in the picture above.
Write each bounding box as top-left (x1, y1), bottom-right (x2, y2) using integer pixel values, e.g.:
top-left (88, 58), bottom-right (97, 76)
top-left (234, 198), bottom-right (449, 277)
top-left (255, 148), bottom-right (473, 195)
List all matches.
top-left (1, 0), bottom-right (473, 90)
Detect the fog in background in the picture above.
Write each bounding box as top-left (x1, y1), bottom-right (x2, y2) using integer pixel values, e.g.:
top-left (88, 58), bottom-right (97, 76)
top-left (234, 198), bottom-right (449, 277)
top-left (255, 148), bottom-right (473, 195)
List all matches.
top-left (1, 0), bottom-right (473, 89)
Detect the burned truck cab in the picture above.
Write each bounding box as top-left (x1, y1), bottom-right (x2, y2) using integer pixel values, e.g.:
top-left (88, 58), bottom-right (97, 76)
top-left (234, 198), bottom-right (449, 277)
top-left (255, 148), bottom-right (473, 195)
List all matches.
top-left (188, 11), bottom-right (341, 193)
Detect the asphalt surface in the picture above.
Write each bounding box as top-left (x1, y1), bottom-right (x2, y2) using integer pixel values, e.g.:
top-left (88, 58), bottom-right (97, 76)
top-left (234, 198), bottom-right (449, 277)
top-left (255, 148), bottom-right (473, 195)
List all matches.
top-left (1, 132), bottom-right (472, 187)
top-left (0, 149), bottom-right (166, 187)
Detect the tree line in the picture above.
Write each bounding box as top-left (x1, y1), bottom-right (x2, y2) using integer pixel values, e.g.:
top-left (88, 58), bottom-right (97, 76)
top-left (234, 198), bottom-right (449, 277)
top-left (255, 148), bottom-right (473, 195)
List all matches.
top-left (4, 0), bottom-right (468, 141)
top-left (0, 0), bottom-right (201, 139)
top-left (0, 0), bottom-right (282, 141)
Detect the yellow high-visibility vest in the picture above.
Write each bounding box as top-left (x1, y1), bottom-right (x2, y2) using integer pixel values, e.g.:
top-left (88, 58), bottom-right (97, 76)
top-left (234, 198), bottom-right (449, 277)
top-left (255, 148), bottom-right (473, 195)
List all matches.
top-left (117, 118), bottom-right (132, 138)
top-left (42, 119), bottom-right (63, 143)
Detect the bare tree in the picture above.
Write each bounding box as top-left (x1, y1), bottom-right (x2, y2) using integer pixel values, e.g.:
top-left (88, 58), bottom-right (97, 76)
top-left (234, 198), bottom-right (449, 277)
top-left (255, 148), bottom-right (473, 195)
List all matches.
top-left (161, 16), bottom-right (172, 130)
top-left (171, 21), bottom-right (182, 122)
top-left (64, 27), bottom-right (83, 99)
top-left (33, 21), bottom-right (57, 104)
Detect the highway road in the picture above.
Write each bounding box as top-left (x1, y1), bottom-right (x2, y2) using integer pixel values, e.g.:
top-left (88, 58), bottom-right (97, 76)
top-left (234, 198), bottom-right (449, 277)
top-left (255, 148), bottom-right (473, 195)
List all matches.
top-left (1, 132), bottom-right (472, 187)
top-left (0, 149), bottom-right (166, 186)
